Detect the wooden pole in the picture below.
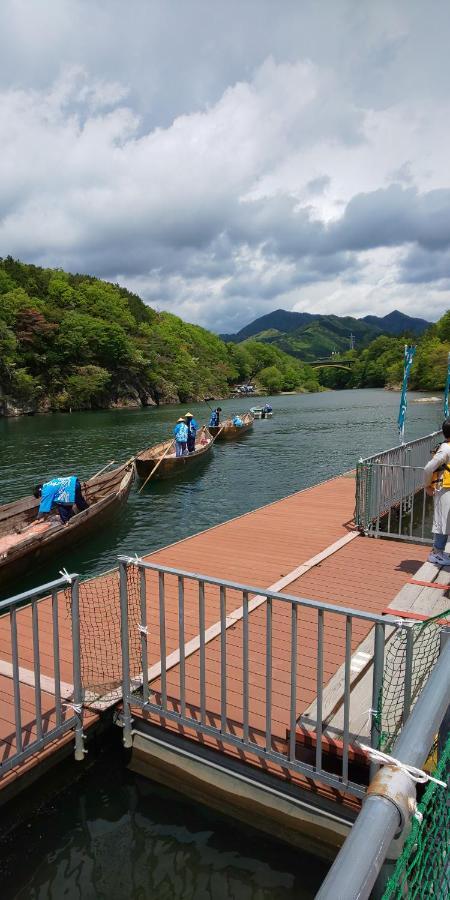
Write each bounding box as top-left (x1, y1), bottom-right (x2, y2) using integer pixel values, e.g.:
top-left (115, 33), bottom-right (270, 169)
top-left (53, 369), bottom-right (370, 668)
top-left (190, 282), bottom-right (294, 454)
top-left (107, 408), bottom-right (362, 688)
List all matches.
top-left (90, 460), bottom-right (116, 480)
top-left (138, 442), bottom-right (174, 493)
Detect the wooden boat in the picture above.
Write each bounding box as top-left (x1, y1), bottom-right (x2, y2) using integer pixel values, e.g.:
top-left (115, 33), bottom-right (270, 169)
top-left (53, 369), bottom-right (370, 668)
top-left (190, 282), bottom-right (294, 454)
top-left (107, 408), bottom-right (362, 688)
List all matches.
top-left (135, 425), bottom-right (214, 480)
top-left (0, 461), bottom-right (134, 588)
top-left (251, 406), bottom-right (273, 419)
top-left (209, 411), bottom-right (254, 441)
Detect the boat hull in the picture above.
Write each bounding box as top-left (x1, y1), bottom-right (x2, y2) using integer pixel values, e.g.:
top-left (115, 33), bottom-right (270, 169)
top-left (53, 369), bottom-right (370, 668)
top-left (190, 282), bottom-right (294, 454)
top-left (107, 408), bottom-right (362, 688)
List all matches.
top-left (135, 427), bottom-right (214, 480)
top-left (209, 413), bottom-right (254, 441)
top-left (0, 463), bottom-right (134, 591)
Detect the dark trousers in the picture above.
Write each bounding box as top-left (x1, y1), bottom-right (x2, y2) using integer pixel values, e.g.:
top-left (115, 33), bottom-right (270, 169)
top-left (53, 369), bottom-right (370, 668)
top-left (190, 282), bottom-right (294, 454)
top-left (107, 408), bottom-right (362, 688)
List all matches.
top-left (57, 479), bottom-right (88, 524)
top-left (187, 434), bottom-right (196, 453)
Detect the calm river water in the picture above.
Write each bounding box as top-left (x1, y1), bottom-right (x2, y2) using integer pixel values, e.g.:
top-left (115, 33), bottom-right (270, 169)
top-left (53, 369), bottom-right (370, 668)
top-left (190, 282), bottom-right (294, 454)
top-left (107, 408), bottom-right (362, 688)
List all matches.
top-left (0, 389), bottom-right (443, 899)
top-left (0, 388), bottom-right (443, 595)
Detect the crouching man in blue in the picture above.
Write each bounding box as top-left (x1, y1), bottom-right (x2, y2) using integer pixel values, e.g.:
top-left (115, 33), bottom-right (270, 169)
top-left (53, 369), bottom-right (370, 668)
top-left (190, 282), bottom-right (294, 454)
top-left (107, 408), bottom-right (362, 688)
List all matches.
top-left (33, 476), bottom-right (89, 525)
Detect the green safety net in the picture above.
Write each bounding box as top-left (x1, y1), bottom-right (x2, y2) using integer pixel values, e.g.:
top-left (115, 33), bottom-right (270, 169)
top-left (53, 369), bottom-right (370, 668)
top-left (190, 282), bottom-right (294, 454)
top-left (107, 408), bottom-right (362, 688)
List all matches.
top-left (382, 733), bottom-right (450, 899)
top-left (376, 610), bottom-right (449, 754)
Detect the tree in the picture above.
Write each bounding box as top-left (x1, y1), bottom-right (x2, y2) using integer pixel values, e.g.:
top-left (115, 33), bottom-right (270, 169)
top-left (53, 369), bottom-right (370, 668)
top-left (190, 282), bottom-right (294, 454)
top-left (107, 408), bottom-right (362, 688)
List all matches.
top-left (258, 365), bottom-right (284, 393)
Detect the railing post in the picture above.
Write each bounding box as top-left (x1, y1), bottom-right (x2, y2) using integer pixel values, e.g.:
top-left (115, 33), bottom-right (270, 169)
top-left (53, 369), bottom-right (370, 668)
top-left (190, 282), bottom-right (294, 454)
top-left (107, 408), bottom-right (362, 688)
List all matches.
top-left (70, 576), bottom-right (85, 761)
top-left (119, 558), bottom-right (133, 748)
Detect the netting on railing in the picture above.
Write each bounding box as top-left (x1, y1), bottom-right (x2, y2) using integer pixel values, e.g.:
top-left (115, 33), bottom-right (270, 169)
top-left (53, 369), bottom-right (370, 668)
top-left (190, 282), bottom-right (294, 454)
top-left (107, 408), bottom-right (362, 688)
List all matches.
top-left (65, 565), bottom-right (142, 704)
top-left (382, 734), bottom-right (450, 899)
top-left (377, 612), bottom-right (448, 753)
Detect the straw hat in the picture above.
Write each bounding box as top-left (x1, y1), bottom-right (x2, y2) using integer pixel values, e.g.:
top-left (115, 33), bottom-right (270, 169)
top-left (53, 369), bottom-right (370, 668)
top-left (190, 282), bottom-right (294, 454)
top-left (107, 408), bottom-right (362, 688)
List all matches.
top-left (177, 417), bottom-right (185, 422)
top-left (185, 412), bottom-right (194, 417)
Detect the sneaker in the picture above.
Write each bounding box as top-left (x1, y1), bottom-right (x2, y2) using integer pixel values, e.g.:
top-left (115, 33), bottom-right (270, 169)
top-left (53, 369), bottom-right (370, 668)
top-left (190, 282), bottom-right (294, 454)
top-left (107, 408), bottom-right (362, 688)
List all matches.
top-left (428, 551), bottom-right (450, 566)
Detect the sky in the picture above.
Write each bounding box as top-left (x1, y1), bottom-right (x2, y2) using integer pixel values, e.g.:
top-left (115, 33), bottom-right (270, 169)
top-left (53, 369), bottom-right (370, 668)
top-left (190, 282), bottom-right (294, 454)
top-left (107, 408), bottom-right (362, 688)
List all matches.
top-left (1, 1), bottom-right (450, 334)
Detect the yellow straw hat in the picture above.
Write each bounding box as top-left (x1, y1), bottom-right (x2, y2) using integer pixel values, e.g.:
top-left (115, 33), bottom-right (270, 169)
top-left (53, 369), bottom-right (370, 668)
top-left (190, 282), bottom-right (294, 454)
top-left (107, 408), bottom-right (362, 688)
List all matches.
top-left (177, 417), bottom-right (185, 422)
top-left (185, 412), bottom-right (194, 417)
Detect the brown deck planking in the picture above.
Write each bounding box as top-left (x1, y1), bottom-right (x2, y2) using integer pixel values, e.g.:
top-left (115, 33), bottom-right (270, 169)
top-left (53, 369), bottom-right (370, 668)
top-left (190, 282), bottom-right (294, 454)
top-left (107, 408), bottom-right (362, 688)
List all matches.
top-left (0, 471), bottom-right (429, 799)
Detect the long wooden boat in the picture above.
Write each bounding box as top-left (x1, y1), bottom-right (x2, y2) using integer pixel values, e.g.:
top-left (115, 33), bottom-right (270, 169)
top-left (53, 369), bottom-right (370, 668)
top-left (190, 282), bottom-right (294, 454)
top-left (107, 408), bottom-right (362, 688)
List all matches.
top-left (135, 425), bottom-right (214, 480)
top-left (209, 411), bottom-right (254, 441)
top-left (0, 461), bottom-right (134, 588)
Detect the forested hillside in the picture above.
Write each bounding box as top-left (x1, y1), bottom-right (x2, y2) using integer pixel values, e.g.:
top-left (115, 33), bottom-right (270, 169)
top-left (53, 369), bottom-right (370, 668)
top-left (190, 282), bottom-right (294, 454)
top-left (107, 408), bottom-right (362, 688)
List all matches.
top-left (0, 258), bottom-right (321, 415)
top-left (317, 312), bottom-right (450, 392)
top-left (222, 309), bottom-right (430, 360)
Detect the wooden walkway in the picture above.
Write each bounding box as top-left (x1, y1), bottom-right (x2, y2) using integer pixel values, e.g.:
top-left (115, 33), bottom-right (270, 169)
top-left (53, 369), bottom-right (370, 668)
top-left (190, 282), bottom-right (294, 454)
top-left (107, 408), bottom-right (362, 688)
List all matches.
top-left (0, 470), bottom-right (435, 801)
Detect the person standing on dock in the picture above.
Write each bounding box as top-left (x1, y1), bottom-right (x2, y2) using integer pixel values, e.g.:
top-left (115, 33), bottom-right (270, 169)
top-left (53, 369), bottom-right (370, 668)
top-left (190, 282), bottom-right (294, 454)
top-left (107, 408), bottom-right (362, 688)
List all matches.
top-left (424, 418), bottom-right (450, 565)
top-left (34, 476), bottom-right (89, 525)
top-left (173, 417), bottom-right (188, 457)
top-left (185, 412), bottom-right (198, 453)
top-left (209, 406), bottom-right (222, 428)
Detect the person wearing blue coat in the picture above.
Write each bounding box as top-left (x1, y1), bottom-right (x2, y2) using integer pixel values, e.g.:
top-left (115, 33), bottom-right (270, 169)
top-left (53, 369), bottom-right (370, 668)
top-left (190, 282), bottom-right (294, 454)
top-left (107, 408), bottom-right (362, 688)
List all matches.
top-left (33, 476), bottom-right (89, 524)
top-left (185, 412), bottom-right (198, 453)
top-left (173, 418), bottom-right (188, 457)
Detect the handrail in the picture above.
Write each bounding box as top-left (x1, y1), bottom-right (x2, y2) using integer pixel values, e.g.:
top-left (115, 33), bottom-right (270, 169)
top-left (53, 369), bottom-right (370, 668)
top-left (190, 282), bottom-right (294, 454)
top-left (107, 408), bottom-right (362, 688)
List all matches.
top-left (118, 557), bottom-right (412, 801)
top-left (118, 556), bottom-right (401, 625)
top-left (316, 636), bottom-right (450, 900)
top-left (0, 574), bottom-right (85, 777)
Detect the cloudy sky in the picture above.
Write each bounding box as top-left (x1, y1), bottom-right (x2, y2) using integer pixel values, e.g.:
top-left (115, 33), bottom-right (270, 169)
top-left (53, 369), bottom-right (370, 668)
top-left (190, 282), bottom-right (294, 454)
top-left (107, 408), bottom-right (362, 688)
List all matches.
top-left (1, 1), bottom-right (450, 333)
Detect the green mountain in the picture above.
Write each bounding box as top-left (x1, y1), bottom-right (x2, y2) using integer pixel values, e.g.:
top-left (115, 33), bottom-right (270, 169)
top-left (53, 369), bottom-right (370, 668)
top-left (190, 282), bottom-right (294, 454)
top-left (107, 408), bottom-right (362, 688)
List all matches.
top-left (221, 308), bottom-right (430, 362)
top-left (0, 257), bottom-right (322, 416)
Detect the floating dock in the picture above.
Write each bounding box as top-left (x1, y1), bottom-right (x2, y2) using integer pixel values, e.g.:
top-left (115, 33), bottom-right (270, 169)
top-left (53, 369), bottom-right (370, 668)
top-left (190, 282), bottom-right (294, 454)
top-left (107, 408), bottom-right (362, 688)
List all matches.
top-left (1, 462), bottom-right (448, 855)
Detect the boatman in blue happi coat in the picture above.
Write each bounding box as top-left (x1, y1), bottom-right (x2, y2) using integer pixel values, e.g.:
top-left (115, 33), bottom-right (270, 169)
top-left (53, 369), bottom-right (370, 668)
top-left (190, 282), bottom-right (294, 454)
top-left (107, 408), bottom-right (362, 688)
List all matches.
top-left (173, 417), bottom-right (188, 457)
top-left (232, 415), bottom-right (243, 427)
top-left (209, 406), bottom-right (222, 428)
top-left (33, 476), bottom-right (89, 525)
top-left (184, 412), bottom-right (198, 453)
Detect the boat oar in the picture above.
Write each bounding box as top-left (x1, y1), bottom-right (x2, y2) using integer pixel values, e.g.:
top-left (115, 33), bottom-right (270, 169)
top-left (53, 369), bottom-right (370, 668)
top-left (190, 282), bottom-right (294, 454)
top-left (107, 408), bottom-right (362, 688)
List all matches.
top-left (88, 460), bottom-right (116, 482)
top-left (211, 423), bottom-right (226, 442)
top-left (138, 442), bottom-right (174, 493)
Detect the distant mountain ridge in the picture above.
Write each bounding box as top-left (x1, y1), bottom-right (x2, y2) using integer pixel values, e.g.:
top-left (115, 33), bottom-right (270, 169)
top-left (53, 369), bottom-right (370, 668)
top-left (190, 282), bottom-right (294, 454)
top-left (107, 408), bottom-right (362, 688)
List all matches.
top-left (220, 309), bottom-right (430, 362)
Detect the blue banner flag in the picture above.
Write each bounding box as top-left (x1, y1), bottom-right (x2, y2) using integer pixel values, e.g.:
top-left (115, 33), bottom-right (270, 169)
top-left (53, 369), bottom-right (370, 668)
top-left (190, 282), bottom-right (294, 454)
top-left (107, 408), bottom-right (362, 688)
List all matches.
top-left (444, 352), bottom-right (450, 420)
top-left (397, 345), bottom-right (416, 442)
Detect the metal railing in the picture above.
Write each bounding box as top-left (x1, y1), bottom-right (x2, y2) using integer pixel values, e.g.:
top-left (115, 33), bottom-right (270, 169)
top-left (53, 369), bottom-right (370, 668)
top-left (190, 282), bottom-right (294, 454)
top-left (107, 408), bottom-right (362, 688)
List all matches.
top-left (316, 631), bottom-right (450, 900)
top-left (355, 431), bottom-right (439, 539)
top-left (0, 575), bottom-right (84, 777)
top-left (118, 557), bottom-right (412, 800)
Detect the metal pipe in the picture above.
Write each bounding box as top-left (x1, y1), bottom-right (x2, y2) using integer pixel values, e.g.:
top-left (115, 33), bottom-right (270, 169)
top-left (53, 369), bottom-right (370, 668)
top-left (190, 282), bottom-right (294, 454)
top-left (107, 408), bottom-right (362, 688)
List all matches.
top-left (139, 568), bottom-right (149, 704)
top-left (0, 575), bottom-right (77, 612)
top-left (119, 560), bottom-right (133, 748)
top-left (70, 576), bottom-right (85, 761)
top-left (316, 638), bottom-right (450, 900)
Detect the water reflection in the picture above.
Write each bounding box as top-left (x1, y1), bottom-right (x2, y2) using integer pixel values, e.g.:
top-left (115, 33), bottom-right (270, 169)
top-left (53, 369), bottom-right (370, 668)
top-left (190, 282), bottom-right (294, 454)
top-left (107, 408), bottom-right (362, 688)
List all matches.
top-left (2, 745), bottom-right (328, 899)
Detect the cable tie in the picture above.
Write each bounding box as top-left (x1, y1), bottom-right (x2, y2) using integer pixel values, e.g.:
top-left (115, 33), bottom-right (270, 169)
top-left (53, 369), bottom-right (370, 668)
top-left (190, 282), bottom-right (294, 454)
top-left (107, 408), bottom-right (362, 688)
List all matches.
top-left (414, 806), bottom-right (424, 824)
top-left (59, 568), bottom-right (74, 584)
top-left (122, 553), bottom-right (143, 566)
top-left (63, 702), bottom-right (83, 715)
top-left (357, 743), bottom-right (447, 788)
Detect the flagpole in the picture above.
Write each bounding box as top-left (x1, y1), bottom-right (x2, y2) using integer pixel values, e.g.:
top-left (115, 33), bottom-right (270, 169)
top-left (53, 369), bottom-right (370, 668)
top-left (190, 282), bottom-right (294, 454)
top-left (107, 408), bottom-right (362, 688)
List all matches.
top-left (397, 344), bottom-right (416, 444)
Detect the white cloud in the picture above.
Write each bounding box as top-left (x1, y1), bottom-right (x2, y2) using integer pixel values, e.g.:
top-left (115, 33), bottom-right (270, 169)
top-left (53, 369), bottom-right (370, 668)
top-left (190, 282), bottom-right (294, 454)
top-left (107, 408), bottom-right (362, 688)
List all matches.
top-left (0, 1), bottom-right (450, 332)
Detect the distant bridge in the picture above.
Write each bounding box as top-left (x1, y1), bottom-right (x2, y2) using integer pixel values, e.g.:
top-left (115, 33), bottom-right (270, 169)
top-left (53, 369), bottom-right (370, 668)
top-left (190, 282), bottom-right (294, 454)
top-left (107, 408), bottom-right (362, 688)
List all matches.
top-left (310, 357), bottom-right (355, 371)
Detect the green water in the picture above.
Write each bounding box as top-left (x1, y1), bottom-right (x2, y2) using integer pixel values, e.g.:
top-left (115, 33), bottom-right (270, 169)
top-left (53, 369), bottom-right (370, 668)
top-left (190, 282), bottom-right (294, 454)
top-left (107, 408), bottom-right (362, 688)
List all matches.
top-left (0, 389), bottom-right (443, 598)
top-left (0, 389), bottom-right (443, 897)
top-left (0, 737), bottom-right (330, 899)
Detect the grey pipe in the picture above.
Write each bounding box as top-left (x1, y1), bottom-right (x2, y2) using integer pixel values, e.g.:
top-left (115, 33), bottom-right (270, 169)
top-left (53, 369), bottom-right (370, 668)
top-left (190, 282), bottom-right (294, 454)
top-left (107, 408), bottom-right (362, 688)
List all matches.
top-left (316, 639), bottom-right (450, 900)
